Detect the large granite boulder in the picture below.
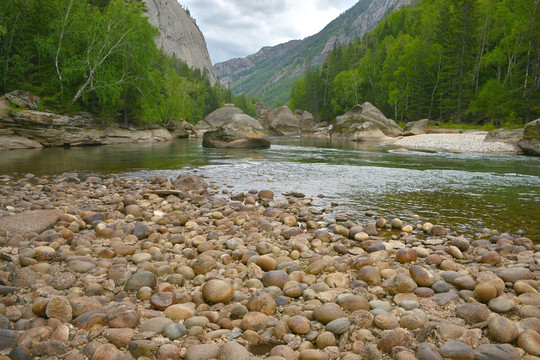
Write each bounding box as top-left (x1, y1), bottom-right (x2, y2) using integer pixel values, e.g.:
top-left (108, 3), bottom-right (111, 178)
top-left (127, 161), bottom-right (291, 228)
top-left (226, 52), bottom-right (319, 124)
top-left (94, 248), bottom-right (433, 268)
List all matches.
top-left (164, 121), bottom-right (195, 139)
top-left (196, 104), bottom-right (243, 131)
top-left (202, 114), bottom-right (270, 148)
top-left (485, 128), bottom-right (524, 146)
top-left (264, 106), bottom-right (301, 135)
top-left (295, 110), bottom-right (315, 133)
top-left (518, 119), bottom-right (540, 156)
top-left (403, 119), bottom-right (429, 136)
top-left (331, 102), bottom-right (402, 140)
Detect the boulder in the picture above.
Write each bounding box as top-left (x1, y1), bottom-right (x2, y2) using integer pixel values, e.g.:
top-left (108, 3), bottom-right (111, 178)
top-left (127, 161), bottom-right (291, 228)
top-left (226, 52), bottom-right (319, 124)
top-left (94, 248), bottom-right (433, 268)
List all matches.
top-left (518, 119), bottom-right (540, 156)
top-left (264, 106), bottom-right (301, 135)
top-left (295, 110), bottom-right (315, 133)
top-left (4, 90), bottom-right (39, 110)
top-left (202, 114), bottom-right (270, 148)
top-left (404, 119), bottom-right (429, 136)
top-left (196, 104), bottom-right (243, 131)
top-left (485, 128), bottom-right (523, 146)
top-left (164, 121), bottom-right (195, 139)
top-left (174, 174), bottom-right (208, 192)
top-left (331, 102), bottom-right (402, 140)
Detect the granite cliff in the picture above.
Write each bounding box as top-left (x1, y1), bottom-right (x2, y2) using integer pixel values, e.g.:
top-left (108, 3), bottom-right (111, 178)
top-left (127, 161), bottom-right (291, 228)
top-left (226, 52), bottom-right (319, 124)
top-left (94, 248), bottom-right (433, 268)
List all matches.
top-left (142, 0), bottom-right (217, 84)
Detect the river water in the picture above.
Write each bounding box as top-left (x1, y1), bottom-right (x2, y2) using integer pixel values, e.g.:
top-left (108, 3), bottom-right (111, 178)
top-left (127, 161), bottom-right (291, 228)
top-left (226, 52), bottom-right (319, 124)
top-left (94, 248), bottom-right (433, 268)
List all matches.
top-left (1, 137), bottom-right (539, 240)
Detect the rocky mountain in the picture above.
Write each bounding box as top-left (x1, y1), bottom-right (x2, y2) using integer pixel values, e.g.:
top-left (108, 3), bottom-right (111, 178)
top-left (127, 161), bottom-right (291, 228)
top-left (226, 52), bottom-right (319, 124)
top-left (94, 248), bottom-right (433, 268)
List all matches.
top-left (142, 0), bottom-right (217, 84)
top-left (214, 0), bottom-right (413, 105)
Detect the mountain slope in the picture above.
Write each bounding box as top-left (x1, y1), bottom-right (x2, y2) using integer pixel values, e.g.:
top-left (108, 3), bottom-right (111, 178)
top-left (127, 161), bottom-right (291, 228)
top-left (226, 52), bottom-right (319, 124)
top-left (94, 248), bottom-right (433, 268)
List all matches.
top-left (214, 0), bottom-right (412, 106)
top-left (143, 0), bottom-right (217, 84)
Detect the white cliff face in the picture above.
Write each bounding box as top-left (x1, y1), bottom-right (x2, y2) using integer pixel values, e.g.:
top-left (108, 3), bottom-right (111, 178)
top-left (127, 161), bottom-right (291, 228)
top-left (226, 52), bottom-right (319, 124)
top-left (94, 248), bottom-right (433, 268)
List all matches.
top-left (142, 0), bottom-right (217, 84)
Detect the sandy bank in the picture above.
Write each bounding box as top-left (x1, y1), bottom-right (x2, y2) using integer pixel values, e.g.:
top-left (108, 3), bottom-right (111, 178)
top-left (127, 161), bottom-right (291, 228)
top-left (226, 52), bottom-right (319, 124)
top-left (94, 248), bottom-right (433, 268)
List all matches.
top-left (389, 132), bottom-right (521, 154)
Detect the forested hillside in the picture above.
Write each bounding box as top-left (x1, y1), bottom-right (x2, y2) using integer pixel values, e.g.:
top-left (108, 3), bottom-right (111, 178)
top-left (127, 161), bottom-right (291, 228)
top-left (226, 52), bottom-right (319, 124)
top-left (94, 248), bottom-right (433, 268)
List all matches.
top-left (0, 0), bottom-right (256, 124)
top-left (214, 0), bottom-right (411, 107)
top-left (289, 0), bottom-right (539, 125)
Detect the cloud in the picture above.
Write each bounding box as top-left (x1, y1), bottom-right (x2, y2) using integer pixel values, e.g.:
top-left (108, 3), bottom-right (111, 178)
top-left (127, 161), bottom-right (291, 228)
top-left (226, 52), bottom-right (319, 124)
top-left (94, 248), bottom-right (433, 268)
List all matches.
top-left (179, 0), bottom-right (358, 64)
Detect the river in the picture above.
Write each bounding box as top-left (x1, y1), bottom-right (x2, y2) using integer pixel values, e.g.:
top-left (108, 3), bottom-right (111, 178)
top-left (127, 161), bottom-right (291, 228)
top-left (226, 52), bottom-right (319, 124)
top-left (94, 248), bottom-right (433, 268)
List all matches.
top-left (1, 137), bottom-right (539, 240)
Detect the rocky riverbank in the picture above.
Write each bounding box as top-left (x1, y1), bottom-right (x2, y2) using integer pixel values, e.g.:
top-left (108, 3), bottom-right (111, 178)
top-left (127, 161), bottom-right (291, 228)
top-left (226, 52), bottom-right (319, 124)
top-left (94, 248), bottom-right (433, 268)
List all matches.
top-left (0, 173), bottom-right (538, 360)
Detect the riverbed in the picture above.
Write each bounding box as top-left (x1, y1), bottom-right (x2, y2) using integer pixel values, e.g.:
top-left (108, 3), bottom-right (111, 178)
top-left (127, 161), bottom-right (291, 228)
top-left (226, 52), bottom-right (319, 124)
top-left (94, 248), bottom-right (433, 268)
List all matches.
top-left (1, 137), bottom-right (539, 239)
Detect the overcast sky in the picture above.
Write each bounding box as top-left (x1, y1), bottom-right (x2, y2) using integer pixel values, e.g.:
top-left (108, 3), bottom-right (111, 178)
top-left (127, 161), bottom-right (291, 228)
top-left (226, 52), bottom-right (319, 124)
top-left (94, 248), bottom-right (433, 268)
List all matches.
top-left (179, 0), bottom-right (358, 64)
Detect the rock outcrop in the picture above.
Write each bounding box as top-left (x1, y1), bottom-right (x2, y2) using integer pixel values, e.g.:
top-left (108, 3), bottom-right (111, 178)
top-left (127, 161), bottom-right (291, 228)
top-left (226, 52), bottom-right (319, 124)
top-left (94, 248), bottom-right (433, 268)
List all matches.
top-left (403, 119), bottom-right (429, 136)
top-left (195, 104), bottom-right (244, 131)
top-left (264, 106), bottom-right (301, 135)
top-left (142, 0), bottom-right (217, 84)
top-left (331, 103), bottom-right (402, 141)
top-left (202, 114), bottom-right (270, 148)
top-left (0, 95), bottom-right (193, 150)
top-left (518, 119), bottom-right (540, 156)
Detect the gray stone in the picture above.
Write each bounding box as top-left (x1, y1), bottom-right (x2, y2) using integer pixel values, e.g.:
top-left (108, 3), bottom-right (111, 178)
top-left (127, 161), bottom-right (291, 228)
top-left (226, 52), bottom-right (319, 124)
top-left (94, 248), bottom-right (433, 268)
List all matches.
top-left (417, 342), bottom-right (443, 360)
top-left (0, 329), bottom-right (17, 351)
top-left (439, 341), bottom-right (474, 360)
top-left (218, 342), bottom-right (250, 360)
top-left (332, 102), bottom-right (402, 140)
top-left (404, 119), bottom-right (429, 136)
top-left (133, 222), bottom-right (152, 239)
top-left (498, 267), bottom-right (533, 282)
top-left (325, 317), bottom-right (350, 335)
top-left (139, 317), bottom-right (173, 334)
top-left (196, 104), bottom-right (243, 130)
top-left (163, 323), bottom-right (187, 340)
top-left (203, 114), bottom-right (270, 148)
top-left (488, 297), bottom-right (514, 313)
top-left (473, 344), bottom-right (521, 360)
top-left (185, 344), bottom-right (219, 360)
top-left (455, 303), bottom-right (491, 325)
top-left (0, 210), bottom-right (61, 235)
top-left (518, 119), bottom-right (540, 156)
top-left (124, 271), bottom-right (157, 291)
top-left (263, 106), bottom-right (301, 135)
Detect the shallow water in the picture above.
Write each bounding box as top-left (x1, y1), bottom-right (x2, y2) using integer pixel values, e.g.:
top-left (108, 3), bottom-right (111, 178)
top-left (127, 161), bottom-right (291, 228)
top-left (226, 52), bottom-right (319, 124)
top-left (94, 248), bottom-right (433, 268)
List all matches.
top-left (1, 137), bottom-right (539, 240)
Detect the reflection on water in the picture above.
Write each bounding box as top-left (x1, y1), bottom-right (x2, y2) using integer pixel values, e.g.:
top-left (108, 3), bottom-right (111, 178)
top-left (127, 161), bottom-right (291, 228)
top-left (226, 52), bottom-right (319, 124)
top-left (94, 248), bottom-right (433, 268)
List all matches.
top-left (1, 137), bottom-right (539, 239)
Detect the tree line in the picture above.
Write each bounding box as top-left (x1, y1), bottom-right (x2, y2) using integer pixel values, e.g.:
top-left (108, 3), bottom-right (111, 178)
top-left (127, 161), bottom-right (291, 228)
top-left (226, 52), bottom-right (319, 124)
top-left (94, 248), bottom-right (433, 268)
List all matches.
top-left (0, 0), bottom-right (257, 125)
top-left (289, 0), bottom-right (539, 126)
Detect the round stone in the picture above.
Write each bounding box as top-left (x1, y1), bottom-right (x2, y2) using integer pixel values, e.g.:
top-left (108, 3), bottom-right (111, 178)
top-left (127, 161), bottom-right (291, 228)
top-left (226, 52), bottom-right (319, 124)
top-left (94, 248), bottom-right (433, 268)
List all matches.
top-left (246, 291), bottom-right (276, 315)
top-left (455, 303), bottom-right (490, 325)
top-left (517, 329), bottom-right (540, 355)
top-left (325, 317), bottom-right (350, 335)
top-left (409, 265), bottom-right (435, 287)
top-left (439, 341), bottom-right (474, 360)
top-left (192, 254), bottom-right (217, 275)
top-left (124, 271), bottom-right (156, 291)
top-left (283, 281), bottom-right (303, 297)
top-left (475, 283), bottom-right (498, 303)
top-left (218, 342), bottom-right (250, 360)
top-left (337, 295), bottom-right (369, 312)
top-left (313, 303), bottom-right (346, 324)
top-left (45, 297), bottom-right (72, 323)
top-left (261, 270), bottom-right (289, 289)
top-left (488, 316), bottom-right (519, 343)
top-left (374, 313), bottom-right (399, 330)
top-left (202, 279), bottom-right (234, 304)
top-left (287, 315), bottom-right (311, 334)
top-left (241, 312), bottom-right (268, 332)
top-left (256, 255), bottom-right (277, 271)
top-left (357, 266), bottom-right (381, 285)
top-left (396, 248), bottom-right (417, 263)
top-left (164, 304), bottom-right (195, 321)
top-left (316, 331), bottom-right (336, 348)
